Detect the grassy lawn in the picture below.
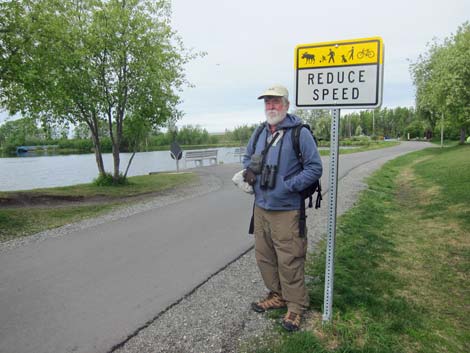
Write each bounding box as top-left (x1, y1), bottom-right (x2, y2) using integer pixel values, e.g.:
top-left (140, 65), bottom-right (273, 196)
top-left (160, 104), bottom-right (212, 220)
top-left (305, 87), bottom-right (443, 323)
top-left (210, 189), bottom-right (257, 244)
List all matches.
top-left (245, 144), bottom-right (469, 353)
top-left (0, 172), bottom-right (196, 199)
top-left (0, 172), bottom-right (197, 243)
top-left (318, 141), bottom-right (400, 156)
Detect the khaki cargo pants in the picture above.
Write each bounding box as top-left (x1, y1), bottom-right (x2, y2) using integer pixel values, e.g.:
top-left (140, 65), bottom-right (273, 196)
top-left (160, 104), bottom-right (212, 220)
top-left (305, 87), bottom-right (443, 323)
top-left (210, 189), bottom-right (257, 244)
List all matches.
top-left (253, 206), bottom-right (309, 314)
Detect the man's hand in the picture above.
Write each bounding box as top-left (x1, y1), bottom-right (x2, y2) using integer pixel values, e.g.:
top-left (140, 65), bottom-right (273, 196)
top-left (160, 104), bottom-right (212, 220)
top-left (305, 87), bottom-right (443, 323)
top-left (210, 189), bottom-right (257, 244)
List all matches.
top-left (243, 168), bottom-right (256, 186)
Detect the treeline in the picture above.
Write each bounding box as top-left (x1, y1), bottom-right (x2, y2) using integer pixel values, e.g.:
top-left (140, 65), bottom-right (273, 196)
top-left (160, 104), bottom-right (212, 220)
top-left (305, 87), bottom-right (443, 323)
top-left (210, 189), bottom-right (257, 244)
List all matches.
top-left (1, 101), bottom-right (465, 155)
top-left (0, 119), bottom-right (228, 154)
top-left (295, 107), bottom-right (434, 141)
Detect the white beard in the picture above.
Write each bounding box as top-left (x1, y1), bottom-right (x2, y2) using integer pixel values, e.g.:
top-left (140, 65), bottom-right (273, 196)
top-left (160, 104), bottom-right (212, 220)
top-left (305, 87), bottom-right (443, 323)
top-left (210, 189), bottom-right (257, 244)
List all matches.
top-left (265, 110), bottom-right (286, 126)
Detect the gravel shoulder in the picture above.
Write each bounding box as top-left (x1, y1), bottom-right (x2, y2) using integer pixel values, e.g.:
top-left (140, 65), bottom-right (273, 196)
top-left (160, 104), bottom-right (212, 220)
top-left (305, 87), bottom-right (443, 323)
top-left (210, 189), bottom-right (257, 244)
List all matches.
top-left (111, 154), bottom-right (405, 353)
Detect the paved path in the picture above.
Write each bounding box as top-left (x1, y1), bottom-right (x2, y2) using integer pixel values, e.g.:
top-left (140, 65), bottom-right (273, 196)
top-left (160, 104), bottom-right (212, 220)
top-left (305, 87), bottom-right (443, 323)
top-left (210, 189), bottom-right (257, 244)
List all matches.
top-left (0, 142), bottom-right (433, 353)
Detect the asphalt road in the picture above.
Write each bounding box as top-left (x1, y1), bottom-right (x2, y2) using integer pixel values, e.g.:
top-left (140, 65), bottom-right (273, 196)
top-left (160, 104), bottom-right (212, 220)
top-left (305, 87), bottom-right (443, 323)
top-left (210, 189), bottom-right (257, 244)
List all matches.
top-left (0, 141), bottom-right (433, 353)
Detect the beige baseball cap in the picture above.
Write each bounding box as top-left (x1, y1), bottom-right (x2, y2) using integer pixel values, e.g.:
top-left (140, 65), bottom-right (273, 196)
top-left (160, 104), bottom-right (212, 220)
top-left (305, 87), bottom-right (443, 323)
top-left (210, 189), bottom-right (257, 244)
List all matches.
top-left (257, 85), bottom-right (289, 100)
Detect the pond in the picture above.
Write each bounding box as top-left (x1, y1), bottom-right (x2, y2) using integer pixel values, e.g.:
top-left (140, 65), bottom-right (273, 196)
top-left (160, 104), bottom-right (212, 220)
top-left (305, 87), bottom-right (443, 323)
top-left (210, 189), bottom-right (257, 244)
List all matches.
top-left (0, 147), bottom-right (245, 191)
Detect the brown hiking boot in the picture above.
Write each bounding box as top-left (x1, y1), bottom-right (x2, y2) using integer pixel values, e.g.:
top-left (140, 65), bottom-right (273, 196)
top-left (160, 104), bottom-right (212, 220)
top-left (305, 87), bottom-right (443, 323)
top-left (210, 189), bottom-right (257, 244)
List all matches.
top-left (251, 292), bottom-right (287, 313)
top-left (281, 311), bottom-right (302, 331)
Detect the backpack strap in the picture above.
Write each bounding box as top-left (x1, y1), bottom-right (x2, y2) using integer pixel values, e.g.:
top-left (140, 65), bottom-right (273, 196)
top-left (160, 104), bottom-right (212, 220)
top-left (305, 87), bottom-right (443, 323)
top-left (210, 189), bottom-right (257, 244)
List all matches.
top-left (291, 123), bottom-right (322, 237)
top-left (291, 124), bottom-right (304, 163)
top-left (251, 122), bottom-right (267, 153)
top-left (248, 122), bottom-right (266, 235)
top-left (248, 202), bottom-right (255, 234)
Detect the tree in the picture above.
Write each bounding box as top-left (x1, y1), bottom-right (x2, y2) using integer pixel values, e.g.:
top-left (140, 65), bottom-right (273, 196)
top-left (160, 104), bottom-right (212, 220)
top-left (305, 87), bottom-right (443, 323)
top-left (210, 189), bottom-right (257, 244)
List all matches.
top-left (447, 22), bottom-right (470, 142)
top-left (410, 22), bottom-right (470, 144)
top-left (0, 117), bottom-right (42, 152)
top-left (230, 124), bottom-right (257, 143)
top-left (0, 0), bottom-right (199, 181)
top-left (175, 125), bottom-right (211, 145)
top-left (293, 109), bottom-right (331, 140)
top-left (355, 125), bottom-right (363, 136)
top-left (122, 113), bottom-right (150, 177)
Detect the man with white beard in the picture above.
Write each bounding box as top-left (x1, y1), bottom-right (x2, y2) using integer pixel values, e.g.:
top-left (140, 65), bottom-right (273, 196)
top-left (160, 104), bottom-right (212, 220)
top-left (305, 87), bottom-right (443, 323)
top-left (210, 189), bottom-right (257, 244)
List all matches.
top-left (242, 85), bottom-right (323, 331)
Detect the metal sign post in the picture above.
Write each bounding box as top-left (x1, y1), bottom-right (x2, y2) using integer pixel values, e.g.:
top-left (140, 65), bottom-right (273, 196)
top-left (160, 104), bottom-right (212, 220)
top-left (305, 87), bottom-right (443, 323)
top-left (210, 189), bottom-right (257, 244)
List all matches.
top-left (294, 36), bottom-right (384, 324)
top-left (323, 108), bottom-right (340, 323)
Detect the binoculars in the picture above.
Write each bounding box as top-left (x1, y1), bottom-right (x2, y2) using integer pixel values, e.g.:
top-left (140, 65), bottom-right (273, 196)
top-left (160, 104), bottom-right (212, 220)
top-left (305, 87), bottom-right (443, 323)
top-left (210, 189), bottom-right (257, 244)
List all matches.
top-left (260, 165), bottom-right (277, 189)
top-left (248, 154), bottom-right (278, 190)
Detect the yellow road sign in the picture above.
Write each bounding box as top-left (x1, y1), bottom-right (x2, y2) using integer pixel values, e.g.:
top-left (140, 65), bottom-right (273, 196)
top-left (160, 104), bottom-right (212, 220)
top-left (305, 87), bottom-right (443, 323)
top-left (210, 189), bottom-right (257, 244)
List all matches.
top-left (295, 37), bottom-right (383, 69)
top-left (294, 37), bottom-right (384, 108)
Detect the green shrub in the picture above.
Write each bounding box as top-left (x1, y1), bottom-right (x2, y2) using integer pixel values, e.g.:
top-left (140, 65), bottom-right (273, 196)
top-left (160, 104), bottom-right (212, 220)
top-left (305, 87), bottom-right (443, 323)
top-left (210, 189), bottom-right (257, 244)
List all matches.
top-left (58, 138), bottom-right (94, 152)
top-left (93, 173), bottom-right (129, 186)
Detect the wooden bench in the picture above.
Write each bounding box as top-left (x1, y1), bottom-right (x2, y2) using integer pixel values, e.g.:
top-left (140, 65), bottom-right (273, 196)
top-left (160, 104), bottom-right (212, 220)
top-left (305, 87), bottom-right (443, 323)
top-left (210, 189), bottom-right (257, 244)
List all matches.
top-left (233, 147), bottom-right (246, 163)
top-left (233, 147), bottom-right (246, 156)
top-left (184, 149), bottom-right (218, 168)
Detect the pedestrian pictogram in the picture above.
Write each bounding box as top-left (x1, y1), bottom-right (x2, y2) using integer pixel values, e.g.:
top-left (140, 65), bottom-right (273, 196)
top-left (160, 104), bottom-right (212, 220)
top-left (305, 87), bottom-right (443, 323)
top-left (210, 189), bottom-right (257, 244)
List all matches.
top-left (294, 37), bottom-right (384, 108)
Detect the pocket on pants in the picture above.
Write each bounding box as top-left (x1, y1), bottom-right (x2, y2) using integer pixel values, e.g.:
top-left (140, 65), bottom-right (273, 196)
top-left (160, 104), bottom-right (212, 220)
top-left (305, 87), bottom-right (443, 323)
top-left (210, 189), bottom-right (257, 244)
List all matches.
top-left (271, 210), bottom-right (308, 258)
top-left (291, 229), bottom-right (308, 258)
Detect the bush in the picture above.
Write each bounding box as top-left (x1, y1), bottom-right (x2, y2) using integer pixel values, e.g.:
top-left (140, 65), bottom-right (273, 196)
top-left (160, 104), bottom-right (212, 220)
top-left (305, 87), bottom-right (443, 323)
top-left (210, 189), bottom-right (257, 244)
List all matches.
top-left (93, 173), bottom-right (129, 186)
top-left (58, 138), bottom-right (94, 152)
top-left (100, 137), bottom-right (112, 152)
top-left (341, 136), bottom-right (371, 146)
top-left (149, 133), bottom-right (171, 147)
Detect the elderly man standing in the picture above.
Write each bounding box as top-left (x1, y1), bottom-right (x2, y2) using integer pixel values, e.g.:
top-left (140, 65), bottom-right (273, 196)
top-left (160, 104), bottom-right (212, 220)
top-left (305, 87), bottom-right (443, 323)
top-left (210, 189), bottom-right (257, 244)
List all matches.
top-left (243, 85), bottom-right (323, 331)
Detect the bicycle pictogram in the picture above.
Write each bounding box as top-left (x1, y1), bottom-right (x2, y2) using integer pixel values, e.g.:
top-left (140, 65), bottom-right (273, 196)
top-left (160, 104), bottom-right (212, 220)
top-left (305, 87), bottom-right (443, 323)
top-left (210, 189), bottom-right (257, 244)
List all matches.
top-left (357, 48), bottom-right (375, 59)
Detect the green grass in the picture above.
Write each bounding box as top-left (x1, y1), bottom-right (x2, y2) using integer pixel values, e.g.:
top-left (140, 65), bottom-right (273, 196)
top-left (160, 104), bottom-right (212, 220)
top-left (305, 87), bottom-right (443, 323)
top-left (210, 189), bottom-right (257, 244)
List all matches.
top-left (0, 204), bottom-right (117, 243)
top-left (0, 172), bottom-right (196, 198)
top-left (245, 144), bottom-right (470, 353)
top-left (429, 138), bottom-right (460, 147)
top-left (318, 141), bottom-right (400, 156)
top-left (0, 172), bottom-right (197, 243)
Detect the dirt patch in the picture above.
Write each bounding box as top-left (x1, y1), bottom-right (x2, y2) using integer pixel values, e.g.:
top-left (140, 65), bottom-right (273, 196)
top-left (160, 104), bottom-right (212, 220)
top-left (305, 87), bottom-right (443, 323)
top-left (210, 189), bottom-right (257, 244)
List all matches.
top-left (0, 189), bottom-right (174, 209)
top-left (0, 193), bottom-right (85, 207)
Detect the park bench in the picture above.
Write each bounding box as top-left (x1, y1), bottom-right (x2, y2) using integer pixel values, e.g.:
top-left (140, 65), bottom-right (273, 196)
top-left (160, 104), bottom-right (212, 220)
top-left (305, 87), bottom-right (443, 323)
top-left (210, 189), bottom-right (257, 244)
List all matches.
top-left (233, 147), bottom-right (246, 163)
top-left (233, 147), bottom-right (246, 156)
top-left (184, 149), bottom-right (218, 168)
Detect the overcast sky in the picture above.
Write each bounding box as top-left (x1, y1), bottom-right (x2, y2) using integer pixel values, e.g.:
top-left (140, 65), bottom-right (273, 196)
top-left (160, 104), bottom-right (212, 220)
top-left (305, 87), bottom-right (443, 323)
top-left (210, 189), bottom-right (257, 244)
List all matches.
top-left (1, 0), bottom-right (469, 132)
top-left (170, 0), bottom-right (469, 132)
